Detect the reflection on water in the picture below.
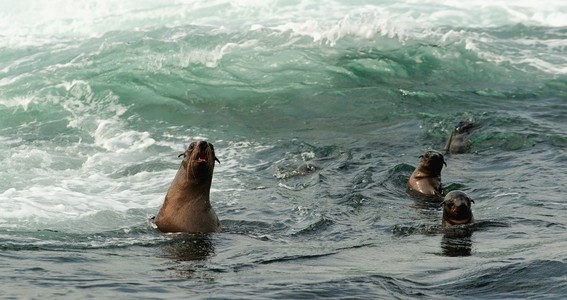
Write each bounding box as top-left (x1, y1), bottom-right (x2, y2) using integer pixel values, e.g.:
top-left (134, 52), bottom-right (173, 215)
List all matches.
top-left (160, 234), bottom-right (216, 261)
top-left (158, 233), bottom-right (218, 279)
top-left (441, 228), bottom-right (473, 257)
top-left (440, 220), bottom-right (511, 257)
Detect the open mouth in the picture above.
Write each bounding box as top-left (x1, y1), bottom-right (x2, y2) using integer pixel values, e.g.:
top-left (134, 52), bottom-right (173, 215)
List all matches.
top-left (197, 148), bottom-right (208, 162)
top-left (186, 141), bottom-right (219, 165)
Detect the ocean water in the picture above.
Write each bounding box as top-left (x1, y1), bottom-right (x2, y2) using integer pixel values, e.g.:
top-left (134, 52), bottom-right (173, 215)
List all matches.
top-left (1, 0), bottom-right (567, 298)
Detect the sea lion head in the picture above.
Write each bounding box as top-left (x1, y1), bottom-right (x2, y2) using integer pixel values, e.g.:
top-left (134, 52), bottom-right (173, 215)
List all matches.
top-left (442, 190), bottom-right (474, 225)
top-left (454, 119), bottom-right (475, 135)
top-left (418, 150), bottom-right (446, 175)
top-left (179, 141), bottom-right (220, 182)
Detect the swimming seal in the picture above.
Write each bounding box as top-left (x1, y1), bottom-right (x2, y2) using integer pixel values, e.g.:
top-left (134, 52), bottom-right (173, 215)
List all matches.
top-left (444, 119), bottom-right (475, 154)
top-left (442, 190), bottom-right (474, 227)
top-left (155, 141), bottom-right (221, 233)
top-left (407, 150), bottom-right (446, 199)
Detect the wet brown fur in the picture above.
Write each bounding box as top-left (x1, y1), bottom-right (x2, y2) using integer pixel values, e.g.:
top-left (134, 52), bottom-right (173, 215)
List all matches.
top-left (155, 141), bottom-right (221, 233)
top-left (407, 150), bottom-right (446, 200)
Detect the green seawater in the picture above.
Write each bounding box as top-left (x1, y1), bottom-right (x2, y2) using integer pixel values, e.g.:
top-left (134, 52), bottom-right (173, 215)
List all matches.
top-left (1, 0), bottom-right (567, 298)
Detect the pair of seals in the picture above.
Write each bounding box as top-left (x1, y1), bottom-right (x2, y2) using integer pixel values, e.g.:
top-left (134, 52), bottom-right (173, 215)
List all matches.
top-left (442, 119), bottom-right (476, 227)
top-left (408, 119), bottom-right (475, 197)
top-left (407, 150), bottom-right (474, 227)
top-left (155, 141), bottom-right (221, 233)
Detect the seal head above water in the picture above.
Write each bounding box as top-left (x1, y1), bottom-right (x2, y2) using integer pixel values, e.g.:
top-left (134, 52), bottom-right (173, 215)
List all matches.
top-left (444, 119), bottom-right (475, 154)
top-left (155, 141), bottom-right (221, 233)
top-left (407, 150), bottom-right (446, 200)
top-left (442, 190), bottom-right (474, 227)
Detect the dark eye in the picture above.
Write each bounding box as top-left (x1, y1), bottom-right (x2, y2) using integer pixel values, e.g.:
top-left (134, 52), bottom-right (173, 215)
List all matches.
top-left (446, 202), bottom-right (454, 208)
top-left (188, 142), bottom-right (196, 150)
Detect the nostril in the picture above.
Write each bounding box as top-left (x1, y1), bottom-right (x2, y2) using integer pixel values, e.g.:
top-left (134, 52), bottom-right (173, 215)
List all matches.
top-left (199, 141), bottom-right (208, 148)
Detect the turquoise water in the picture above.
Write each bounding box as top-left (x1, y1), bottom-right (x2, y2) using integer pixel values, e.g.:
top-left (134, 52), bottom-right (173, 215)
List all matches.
top-left (1, 0), bottom-right (567, 298)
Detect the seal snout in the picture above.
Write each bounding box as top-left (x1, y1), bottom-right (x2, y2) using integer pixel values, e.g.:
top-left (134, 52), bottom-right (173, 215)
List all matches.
top-left (419, 150), bottom-right (447, 173)
top-left (420, 150), bottom-right (446, 165)
top-left (182, 140), bottom-right (220, 165)
top-left (197, 141), bottom-right (210, 162)
top-left (448, 199), bottom-right (470, 217)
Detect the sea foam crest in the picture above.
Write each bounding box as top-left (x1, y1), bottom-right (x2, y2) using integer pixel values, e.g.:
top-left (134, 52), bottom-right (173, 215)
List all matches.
top-left (179, 40), bottom-right (259, 68)
top-left (54, 80), bottom-right (126, 129)
top-left (2, 0), bottom-right (566, 48)
top-left (54, 80), bottom-right (156, 153)
top-left (272, 11), bottom-right (415, 46)
top-left (93, 120), bottom-right (156, 153)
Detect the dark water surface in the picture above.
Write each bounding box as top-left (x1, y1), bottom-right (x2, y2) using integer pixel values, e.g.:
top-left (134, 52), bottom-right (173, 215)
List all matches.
top-left (1, 0), bottom-right (567, 298)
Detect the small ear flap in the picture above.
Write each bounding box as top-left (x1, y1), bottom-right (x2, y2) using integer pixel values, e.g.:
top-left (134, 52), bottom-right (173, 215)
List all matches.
top-left (209, 143), bottom-right (220, 163)
top-left (440, 200), bottom-right (446, 207)
top-left (471, 199), bottom-right (475, 204)
top-left (178, 152), bottom-right (187, 158)
top-left (443, 161), bottom-right (447, 167)
top-left (418, 155), bottom-right (424, 159)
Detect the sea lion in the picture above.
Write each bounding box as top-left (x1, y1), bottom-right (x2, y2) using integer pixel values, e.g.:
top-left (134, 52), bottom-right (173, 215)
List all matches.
top-left (444, 119), bottom-right (475, 154)
top-left (407, 150), bottom-right (446, 199)
top-left (442, 190), bottom-right (474, 227)
top-left (155, 141), bottom-right (221, 233)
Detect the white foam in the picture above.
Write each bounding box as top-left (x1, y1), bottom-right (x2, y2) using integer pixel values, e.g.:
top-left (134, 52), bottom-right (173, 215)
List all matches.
top-left (1, 0), bottom-right (565, 47)
top-left (178, 39), bottom-right (260, 68)
top-left (54, 80), bottom-right (128, 132)
top-left (0, 137), bottom-right (270, 228)
top-left (0, 148), bottom-right (174, 228)
top-left (93, 120), bottom-right (156, 153)
top-left (0, 95), bottom-right (35, 110)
